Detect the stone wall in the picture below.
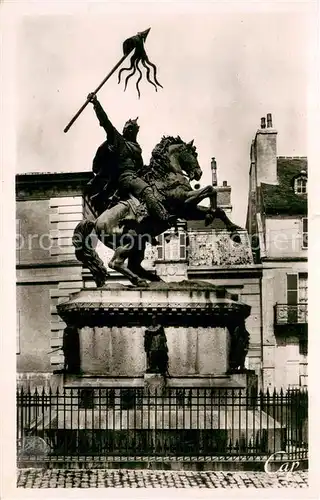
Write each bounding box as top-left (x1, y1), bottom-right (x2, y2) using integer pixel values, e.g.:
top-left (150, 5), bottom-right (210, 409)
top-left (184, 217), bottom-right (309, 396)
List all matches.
top-left (80, 326), bottom-right (230, 377)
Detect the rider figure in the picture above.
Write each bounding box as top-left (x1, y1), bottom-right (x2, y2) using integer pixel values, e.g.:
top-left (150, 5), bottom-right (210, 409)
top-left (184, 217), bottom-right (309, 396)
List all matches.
top-left (87, 93), bottom-right (173, 225)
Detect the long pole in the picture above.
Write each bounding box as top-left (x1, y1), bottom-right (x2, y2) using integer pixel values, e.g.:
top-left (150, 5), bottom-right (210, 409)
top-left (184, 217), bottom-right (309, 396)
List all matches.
top-left (63, 49), bottom-right (134, 133)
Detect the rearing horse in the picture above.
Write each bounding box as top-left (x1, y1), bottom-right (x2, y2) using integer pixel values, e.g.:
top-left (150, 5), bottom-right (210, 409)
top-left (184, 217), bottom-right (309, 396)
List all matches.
top-left (73, 136), bottom-right (242, 286)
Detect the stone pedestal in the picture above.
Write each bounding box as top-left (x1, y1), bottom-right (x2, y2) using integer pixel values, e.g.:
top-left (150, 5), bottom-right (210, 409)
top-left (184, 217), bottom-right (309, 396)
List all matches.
top-left (78, 325), bottom-right (231, 376)
top-left (57, 281), bottom-right (251, 378)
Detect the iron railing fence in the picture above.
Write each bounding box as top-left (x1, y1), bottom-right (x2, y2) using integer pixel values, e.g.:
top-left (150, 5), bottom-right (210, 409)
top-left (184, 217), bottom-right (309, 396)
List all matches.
top-left (16, 386), bottom-right (308, 465)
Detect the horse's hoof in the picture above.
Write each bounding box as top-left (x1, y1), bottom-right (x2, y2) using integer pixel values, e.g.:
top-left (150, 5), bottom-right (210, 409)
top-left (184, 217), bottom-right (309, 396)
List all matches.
top-left (96, 279), bottom-right (106, 288)
top-left (205, 213), bottom-right (214, 226)
top-left (95, 272), bottom-right (109, 288)
top-left (135, 279), bottom-right (149, 287)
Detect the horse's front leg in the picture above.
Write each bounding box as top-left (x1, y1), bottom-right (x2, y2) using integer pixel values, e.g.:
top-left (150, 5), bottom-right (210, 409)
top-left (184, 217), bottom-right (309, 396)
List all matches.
top-left (184, 185), bottom-right (217, 225)
top-left (128, 249), bottom-right (164, 283)
top-left (184, 185), bottom-right (216, 208)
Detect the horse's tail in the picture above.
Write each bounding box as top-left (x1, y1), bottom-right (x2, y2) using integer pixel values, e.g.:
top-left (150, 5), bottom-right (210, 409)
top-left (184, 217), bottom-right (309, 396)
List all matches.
top-left (72, 219), bottom-right (109, 288)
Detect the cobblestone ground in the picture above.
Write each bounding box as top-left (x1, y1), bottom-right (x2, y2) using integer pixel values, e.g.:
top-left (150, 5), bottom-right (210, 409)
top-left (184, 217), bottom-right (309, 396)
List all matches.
top-left (17, 469), bottom-right (308, 488)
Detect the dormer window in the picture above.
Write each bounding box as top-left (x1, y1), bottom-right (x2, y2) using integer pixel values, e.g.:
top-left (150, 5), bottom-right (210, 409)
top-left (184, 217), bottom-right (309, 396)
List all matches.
top-left (294, 175), bottom-right (307, 195)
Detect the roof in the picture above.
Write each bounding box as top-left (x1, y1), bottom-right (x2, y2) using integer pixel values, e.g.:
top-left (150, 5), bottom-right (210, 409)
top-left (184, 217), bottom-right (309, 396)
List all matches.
top-left (260, 157), bottom-right (307, 216)
top-left (187, 218), bottom-right (230, 231)
top-left (16, 171), bottom-right (92, 184)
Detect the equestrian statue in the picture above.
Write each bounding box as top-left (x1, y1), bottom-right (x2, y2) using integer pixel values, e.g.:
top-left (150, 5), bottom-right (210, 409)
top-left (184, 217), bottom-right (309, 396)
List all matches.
top-left (72, 93), bottom-right (242, 287)
top-left (64, 28), bottom-right (243, 288)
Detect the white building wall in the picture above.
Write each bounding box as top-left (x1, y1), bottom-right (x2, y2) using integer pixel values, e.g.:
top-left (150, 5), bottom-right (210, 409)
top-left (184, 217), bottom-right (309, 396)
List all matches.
top-left (274, 341), bottom-right (300, 389)
top-left (265, 217), bottom-right (307, 259)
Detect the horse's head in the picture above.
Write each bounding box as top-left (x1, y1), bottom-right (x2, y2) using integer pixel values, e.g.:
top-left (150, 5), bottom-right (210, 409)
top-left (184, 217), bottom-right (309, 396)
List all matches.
top-left (167, 138), bottom-right (202, 182)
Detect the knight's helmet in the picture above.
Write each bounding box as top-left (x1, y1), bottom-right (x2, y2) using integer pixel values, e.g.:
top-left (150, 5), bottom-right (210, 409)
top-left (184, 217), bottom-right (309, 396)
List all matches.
top-left (123, 117), bottom-right (139, 130)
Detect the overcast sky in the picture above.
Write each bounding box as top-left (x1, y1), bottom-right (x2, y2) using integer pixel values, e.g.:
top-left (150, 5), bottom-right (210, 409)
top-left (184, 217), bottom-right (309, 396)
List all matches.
top-left (16, 6), bottom-right (309, 225)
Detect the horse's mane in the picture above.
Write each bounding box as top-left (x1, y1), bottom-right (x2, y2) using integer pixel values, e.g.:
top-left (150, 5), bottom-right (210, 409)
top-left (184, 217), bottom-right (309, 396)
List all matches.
top-left (143, 136), bottom-right (184, 180)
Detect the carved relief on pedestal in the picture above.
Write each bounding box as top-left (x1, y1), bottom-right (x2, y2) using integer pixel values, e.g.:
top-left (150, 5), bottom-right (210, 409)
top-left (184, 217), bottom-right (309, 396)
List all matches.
top-left (215, 232), bottom-right (253, 266)
top-left (188, 232), bottom-right (216, 266)
top-left (188, 231), bottom-right (253, 267)
top-left (142, 229), bottom-right (253, 270)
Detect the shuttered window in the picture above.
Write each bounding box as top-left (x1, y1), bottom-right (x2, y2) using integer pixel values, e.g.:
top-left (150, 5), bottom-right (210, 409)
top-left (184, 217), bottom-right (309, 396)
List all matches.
top-left (157, 231), bottom-right (188, 261)
top-left (179, 233), bottom-right (187, 260)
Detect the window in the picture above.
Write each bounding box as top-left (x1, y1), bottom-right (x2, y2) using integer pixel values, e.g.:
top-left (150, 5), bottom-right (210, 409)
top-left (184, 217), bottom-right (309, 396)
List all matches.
top-left (179, 233), bottom-right (187, 259)
top-left (157, 230), bottom-right (188, 261)
top-left (294, 176), bottom-right (307, 195)
top-left (302, 218), bottom-right (308, 249)
top-left (287, 274), bottom-right (298, 323)
top-left (299, 273), bottom-right (308, 302)
top-left (298, 273), bottom-right (308, 323)
top-left (157, 233), bottom-right (165, 260)
top-left (287, 274), bottom-right (298, 303)
top-left (286, 273), bottom-right (308, 323)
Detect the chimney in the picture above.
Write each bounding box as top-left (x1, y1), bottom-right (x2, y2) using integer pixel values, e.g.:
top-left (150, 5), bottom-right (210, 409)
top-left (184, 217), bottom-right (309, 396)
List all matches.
top-left (211, 157), bottom-right (217, 186)
top-left (216, 182), bottom-right (231, 212)
top-left (210, 158), bottom-right (232, 211)
top-left (255, 114), bottom-right (278, 186)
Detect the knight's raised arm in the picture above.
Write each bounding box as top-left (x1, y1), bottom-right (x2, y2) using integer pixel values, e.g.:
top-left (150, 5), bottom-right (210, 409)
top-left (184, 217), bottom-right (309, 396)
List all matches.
top-left (87, 93), bottom-right (115, 137)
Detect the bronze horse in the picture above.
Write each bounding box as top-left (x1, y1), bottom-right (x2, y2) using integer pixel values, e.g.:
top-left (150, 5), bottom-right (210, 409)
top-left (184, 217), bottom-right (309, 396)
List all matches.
top-left (73, 136), bottom-right (242, 286)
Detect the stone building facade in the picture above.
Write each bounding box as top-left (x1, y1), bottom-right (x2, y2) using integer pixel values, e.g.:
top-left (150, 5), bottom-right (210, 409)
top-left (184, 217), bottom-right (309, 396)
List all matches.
top-left (246, 113), bottom-right (308, 390)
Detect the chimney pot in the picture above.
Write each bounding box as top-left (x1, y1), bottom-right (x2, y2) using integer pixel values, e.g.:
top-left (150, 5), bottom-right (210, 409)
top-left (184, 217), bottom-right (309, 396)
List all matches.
top-left (211, 157), bottom-right (217, 186)
top-left (261, 117), bottom-right (266, 129)
top-left (223, 180), bottom-right (227, 187)
top-left (267, 113), bottom-right (273, 128)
